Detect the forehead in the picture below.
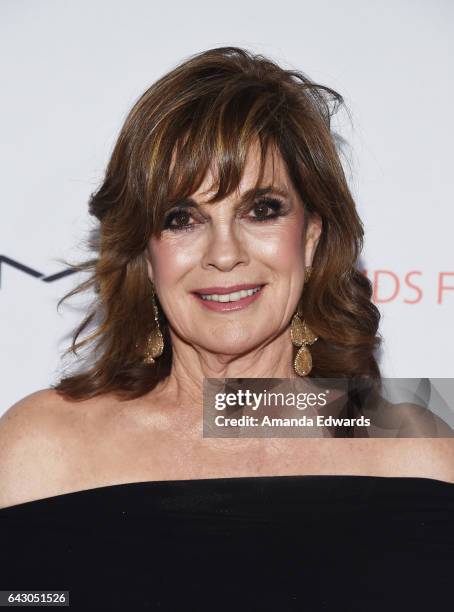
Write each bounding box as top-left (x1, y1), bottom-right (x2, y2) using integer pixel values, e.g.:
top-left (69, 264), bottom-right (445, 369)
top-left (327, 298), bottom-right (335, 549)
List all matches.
top-left (170, 137), bottom-right (293, 204)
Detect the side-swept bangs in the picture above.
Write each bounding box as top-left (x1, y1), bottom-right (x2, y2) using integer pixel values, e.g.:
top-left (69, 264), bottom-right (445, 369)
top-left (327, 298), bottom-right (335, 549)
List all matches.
top-left (132, 76), bottom-right (308, 236)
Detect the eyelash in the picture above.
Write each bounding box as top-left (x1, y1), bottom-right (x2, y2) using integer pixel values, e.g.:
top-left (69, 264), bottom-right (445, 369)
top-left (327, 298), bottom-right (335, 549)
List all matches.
top-left (163, 197), bottom-right (286, 232)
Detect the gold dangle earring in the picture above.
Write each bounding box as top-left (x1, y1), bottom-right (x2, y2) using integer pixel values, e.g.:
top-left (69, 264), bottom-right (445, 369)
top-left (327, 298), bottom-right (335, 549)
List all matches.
top-left (142, 283), bottom-right (164, 365)
top-left (290, 266), bottom-right (318, 376)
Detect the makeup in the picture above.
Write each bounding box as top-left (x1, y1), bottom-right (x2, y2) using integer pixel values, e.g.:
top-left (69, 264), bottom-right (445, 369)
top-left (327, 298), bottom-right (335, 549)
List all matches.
top-left (192, 284), bottom-right (266, 312)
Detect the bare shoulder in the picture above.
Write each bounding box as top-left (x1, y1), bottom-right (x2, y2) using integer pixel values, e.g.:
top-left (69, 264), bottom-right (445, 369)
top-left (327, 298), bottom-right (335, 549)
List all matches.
top-left (396, 401), bottom-right (454, 483)
top-left (0, 388), bottom-right (159, 510)
top-left (0, 388), bottom-right (97, 509)
top-left (419, 438), bottom-right (454, 483)
top-left (383, 437), bottom-right (454, 484)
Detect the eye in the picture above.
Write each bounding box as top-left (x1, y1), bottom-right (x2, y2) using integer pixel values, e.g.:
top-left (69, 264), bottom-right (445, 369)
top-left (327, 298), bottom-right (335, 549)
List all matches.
top-left (163, 208), bottom-right (197, 232)
top-left (163, 196), bottom-right (287, 232)
top-left (248, 197), bottom-right (285, 222)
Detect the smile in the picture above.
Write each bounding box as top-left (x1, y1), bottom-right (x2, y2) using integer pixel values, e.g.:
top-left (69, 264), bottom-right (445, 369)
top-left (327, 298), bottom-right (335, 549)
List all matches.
top-left (192, 285), bottom-right (265, 312)
top-left (200, 287), bottom-right (261, 302)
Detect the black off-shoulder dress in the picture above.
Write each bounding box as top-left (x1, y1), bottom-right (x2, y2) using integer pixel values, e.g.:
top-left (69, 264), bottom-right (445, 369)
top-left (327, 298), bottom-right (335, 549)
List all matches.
top-left (0, 475), bottom-right (453, 611)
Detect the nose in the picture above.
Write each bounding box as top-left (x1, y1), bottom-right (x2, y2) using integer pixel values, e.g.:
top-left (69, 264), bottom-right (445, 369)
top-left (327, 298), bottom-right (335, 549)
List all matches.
top-left (201, 222), bottom-right (249, 272)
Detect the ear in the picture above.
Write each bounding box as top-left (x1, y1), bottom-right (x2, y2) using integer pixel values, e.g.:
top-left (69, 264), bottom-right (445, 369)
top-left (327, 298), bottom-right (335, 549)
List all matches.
top-left (144, 248), bottom-right (154, 283)
top-left (304, 213), bottom-right (322, 267)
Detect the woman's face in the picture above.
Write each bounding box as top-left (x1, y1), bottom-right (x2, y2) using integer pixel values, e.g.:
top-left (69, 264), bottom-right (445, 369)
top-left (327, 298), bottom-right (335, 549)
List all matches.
top-left (145, 142), bottom-right (322, 357)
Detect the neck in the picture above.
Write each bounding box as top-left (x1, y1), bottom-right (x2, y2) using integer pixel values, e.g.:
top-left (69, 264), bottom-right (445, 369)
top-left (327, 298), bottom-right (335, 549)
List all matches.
top-left (153, 328), bottom-right (297, 408)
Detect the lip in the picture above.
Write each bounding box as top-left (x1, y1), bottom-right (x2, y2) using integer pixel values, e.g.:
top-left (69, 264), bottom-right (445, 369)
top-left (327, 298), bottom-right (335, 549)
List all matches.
top-left (191, 284), bottom-right (266, 312)
top-left (192, 283), bottom-right (265, 295)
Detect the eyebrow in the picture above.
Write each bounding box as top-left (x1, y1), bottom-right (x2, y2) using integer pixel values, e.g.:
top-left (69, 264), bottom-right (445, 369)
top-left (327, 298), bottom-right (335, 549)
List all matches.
top-left (172, 186), bottom-right (290, 208)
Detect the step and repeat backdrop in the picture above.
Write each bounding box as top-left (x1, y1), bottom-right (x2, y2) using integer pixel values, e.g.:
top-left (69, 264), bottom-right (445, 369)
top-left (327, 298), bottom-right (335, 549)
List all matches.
top-left (1, 0), bottom-right (453, 413)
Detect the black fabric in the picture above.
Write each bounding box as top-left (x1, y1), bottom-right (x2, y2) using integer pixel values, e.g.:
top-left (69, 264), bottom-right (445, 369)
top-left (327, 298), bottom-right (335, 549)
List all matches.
top-left (0, 475), bottom-right (453, 611)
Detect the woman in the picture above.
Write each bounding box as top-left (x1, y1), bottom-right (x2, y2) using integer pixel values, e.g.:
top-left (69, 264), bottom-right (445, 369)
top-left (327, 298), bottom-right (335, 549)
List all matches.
top-left (0, 47), bottom-right (452, 611)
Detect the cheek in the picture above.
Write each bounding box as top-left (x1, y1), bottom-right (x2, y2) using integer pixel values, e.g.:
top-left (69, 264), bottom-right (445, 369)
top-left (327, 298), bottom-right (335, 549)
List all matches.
top-left (255, 224), bottom-right (304, 269)
top-left (149, 237), bottom-right (195, 285)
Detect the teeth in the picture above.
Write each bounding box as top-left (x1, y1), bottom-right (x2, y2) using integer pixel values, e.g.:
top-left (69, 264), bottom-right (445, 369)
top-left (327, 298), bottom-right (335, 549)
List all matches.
top-left (200, 286), bottom-right (262, 302)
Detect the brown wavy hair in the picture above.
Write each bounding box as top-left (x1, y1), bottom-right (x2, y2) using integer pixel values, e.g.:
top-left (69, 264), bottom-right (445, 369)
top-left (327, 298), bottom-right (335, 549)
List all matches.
top-left (52, 46), bottom-right (382, 402)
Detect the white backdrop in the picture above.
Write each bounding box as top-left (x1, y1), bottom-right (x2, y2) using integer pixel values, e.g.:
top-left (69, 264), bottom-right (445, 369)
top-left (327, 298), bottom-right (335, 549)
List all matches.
top-left (1, 0), bottom-right (453, 414)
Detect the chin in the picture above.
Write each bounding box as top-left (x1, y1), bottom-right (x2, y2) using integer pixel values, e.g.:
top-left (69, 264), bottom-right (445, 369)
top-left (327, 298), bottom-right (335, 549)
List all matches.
top-left (202, 330), bottom-right (263, 357)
